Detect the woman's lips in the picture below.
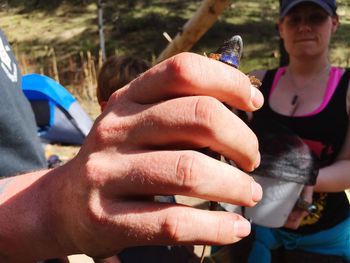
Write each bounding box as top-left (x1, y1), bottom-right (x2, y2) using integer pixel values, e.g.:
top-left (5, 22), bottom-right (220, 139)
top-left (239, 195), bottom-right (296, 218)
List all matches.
top-left (295, 38), bottom-right (316, 42)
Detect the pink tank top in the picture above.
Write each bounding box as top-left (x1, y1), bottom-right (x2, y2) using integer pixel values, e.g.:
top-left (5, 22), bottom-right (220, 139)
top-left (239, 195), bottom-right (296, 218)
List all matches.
top-left (269, 67), bottom-right (343, 117)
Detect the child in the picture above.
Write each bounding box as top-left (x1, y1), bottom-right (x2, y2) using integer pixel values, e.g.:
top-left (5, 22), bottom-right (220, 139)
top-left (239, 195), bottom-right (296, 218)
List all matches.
top-left (97, 55), bottom-right (150, 110)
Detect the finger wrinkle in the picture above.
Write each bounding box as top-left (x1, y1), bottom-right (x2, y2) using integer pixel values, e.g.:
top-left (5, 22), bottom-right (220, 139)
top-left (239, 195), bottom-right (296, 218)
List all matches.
top-left (161, 210), bottom-right (182, 242)
top-left (175, 152), bottom-right (196, 191)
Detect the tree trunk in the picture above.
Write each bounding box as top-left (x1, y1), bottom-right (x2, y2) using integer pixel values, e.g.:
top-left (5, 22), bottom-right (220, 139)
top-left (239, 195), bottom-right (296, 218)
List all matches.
top-left (278, 0), bottom-right (289, 66)
top-left (155, 0), bottom-right (230, 64)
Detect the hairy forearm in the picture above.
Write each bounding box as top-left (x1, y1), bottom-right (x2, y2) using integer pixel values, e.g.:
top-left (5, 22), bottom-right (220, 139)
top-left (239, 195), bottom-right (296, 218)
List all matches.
top-left (0, 169), bottom-right (70, 262)
top-left (314, 160), bottom-right (350, 192)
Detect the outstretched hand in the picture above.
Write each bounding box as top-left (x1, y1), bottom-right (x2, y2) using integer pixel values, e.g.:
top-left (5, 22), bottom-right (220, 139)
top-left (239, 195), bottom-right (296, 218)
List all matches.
top-left (0, 52), bottom-right (264, 261)
top-left (58, 52), bottom-right (264, 258)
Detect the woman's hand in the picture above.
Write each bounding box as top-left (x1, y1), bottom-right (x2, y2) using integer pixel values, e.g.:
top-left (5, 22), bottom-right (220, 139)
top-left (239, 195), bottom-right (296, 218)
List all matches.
top-left (284, 185), bottom-right (314, 229)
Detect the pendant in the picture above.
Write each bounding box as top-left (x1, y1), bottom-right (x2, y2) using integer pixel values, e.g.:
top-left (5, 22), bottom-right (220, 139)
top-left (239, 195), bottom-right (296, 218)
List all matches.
top-left (291, 95), bottom-right (298, 105)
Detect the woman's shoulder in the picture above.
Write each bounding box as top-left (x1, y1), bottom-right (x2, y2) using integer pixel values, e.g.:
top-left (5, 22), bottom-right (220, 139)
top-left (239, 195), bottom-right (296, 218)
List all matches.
top-left (336, 67), bottom-right (350, 115)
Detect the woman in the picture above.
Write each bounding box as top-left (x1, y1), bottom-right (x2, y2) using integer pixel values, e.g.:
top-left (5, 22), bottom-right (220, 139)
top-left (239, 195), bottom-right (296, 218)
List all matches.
top-left (248, 0), bottom-right (350, 262)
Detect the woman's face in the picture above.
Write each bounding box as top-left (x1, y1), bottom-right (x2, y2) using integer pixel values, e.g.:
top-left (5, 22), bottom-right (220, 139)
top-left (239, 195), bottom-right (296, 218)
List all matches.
top-left (278, 3), bottom-right (339, 60)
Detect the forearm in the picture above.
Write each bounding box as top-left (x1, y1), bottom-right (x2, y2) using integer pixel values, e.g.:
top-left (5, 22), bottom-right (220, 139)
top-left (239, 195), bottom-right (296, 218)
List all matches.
top-left (314, 160), bottom-right (350, 192)
top-left (0, 168), bottom-right (71, 262)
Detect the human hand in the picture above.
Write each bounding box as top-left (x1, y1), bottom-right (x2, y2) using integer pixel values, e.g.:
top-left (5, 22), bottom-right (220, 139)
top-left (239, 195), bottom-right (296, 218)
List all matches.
top-left (52, 52), bottom-right (264, 258)
top-left (284, 185), bottom-right (314, 229)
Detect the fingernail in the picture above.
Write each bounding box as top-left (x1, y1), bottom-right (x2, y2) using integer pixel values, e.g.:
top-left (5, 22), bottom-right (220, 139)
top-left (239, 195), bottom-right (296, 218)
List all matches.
top-left (233, 218), bottom-right (251, 238)
top-left (251, 85), bottom-right (264, 109)
top-left (251, 180), bottom-right (263, 202)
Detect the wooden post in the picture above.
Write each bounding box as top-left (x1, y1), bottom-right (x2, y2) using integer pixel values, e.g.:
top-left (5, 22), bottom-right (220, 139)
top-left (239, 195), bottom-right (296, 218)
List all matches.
top-left (97, 0), bottom-right (106, 62)
top-left (155, 0), bottom-right (230, 64)
top-left (50, 47), bottom-right (60, 83)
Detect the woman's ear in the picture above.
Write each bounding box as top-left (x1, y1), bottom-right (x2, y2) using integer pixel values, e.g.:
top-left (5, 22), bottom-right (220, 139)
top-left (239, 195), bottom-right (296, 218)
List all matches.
top-left (278, 20), bottom-right (285, 39)
top-left (331, 15), bottom-right (340, 33)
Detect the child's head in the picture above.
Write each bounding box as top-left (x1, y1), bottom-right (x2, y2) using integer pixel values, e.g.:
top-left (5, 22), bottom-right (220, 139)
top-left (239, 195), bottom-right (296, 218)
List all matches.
top-left (97, 55), bottom-right (149, 110)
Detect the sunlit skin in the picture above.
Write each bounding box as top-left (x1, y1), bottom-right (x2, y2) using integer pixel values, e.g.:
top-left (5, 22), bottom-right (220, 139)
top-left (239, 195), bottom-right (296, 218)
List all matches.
top-left (0, 52), bottom-right (264, 263)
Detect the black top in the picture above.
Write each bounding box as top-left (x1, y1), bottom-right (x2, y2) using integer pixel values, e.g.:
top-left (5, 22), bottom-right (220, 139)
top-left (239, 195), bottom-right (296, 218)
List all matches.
top-left (253, 67), bottom-right (350, 234)
top-left (0, 30), bottom-right (47, 177)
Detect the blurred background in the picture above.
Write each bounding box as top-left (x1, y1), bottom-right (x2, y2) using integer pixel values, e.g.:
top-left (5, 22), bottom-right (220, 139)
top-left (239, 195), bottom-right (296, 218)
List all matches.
top-left (1, 0), bottom-right (349, 116)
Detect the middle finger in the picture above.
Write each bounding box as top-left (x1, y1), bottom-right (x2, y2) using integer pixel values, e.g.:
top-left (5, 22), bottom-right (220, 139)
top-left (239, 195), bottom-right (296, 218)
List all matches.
top-left (100, 150), bottom-right (262, 207)
top-left (115, 95), bottom-right (259, 170)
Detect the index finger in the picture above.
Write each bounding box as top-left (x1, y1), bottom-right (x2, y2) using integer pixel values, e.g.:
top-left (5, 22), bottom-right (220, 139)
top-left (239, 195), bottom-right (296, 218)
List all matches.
top-left (125, 52), bottom-right (264, 111)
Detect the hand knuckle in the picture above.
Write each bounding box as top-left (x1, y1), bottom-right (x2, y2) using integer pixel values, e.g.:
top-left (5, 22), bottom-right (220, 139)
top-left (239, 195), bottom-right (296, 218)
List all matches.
top-left (192, 96), bottom-right (220, 128)
top-left (92, 118), bottom-right (114, 145)
top-left (166, 53), bottom-right (201, 88)
top-left (175, 152), bottom-right (198, 190)
top-left (92, 115), bottom-right (129, 146)
top-left (86, 193), bottom-right (106, 225)
top-left (83, 156), bottom-right (107, 188)
top-left (161, 212), bottom-right (182, 242)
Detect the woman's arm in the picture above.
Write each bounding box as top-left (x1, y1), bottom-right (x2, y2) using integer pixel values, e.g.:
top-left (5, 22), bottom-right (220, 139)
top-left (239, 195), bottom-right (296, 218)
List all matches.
top-left (314, 78), bottom-right (350, 192)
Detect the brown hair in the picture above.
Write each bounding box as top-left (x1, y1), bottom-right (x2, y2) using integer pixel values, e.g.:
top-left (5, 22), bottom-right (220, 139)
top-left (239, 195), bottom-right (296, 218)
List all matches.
top-left (96, 55), bottom-right (150, 104)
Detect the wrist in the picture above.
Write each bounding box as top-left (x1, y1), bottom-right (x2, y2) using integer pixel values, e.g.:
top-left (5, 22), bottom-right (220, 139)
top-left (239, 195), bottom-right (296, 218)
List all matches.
top-left (0, 168), bottom-right (73, 261)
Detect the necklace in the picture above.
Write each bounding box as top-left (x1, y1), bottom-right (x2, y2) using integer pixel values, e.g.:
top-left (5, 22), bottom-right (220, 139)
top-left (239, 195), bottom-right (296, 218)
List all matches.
top-left (286, 64), bottom-right (330, 116)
